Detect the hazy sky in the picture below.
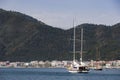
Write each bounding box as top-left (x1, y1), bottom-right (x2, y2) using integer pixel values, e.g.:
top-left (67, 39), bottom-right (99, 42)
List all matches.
top-left (0, 0), bottom-right (120, 29)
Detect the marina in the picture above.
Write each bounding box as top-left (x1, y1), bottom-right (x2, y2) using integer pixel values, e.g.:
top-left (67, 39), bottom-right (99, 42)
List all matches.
top-left (0, 1), bottom-right (120, 80)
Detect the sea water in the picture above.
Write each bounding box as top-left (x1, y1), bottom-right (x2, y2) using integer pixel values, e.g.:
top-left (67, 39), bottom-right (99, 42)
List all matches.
top-left (0, 68), bottom-right (119, 80)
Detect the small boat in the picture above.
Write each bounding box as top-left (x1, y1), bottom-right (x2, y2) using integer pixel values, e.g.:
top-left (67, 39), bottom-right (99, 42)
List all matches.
top-left (94, 68), bottom-right (103, 71)
top-left (67, 21), bottom-right (89, 73)
top-left (94, 65), bottom-right (103, 71)
top-left (94, 61), bottom-right (103, 71)
top-left (94, 47), bottom-right (103, 71)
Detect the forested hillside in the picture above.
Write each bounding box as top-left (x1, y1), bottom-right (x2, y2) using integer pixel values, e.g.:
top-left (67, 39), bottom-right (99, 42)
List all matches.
top-left (0, 9), bottom-right (119, 61)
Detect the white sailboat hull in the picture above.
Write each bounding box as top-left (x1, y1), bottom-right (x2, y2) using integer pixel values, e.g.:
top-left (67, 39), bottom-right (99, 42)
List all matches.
top-left (67, 63), bottom-right (89, 73)
top-left (68, 70), bottom-right (89, 73)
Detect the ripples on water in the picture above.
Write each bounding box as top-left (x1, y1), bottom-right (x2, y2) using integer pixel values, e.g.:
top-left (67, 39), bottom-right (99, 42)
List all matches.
top-left (0, 68), bottom-right (120, 80)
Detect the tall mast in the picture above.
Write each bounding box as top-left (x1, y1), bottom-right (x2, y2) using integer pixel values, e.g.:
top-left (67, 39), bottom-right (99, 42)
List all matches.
top-left (80, 27), bottom-right (83, 63)
top-left (73, 20), bottom-right (76, 62)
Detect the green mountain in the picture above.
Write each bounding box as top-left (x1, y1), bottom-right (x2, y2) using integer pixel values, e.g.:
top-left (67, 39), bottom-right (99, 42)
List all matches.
top-left (0, 9), bottom-right (120, 61)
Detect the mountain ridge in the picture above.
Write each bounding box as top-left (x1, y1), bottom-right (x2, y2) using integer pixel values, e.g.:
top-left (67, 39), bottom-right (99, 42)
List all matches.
top-left (0, 9), bottom-right (120, 61)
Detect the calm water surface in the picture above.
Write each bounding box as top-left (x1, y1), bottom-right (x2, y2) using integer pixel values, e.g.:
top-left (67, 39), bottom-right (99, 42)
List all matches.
top-left (0, 68), bottom-right (120, 80)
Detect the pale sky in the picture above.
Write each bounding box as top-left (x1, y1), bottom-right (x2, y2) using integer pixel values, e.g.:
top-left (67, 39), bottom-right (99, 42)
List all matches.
top-left (0, 0), bottom-right (120, 29)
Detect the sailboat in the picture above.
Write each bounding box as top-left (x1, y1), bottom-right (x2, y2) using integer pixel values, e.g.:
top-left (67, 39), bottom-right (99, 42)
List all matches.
top-left (94, 47), bottom-right (103, 71)
top-left (67, 22), bottom-right (89, 73)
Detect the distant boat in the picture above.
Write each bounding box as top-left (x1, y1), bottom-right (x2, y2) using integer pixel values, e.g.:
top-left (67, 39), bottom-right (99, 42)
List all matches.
top-left (94, 63), bottom-right (103, 71)
top-left (67, 21), bottom-right (89, 73)
top-left (94, 61), bottom-right (103, 71)
top-left (94, 68), bottom-right (102, 71)
top-left (94, 47), bottom-right (103, 71)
